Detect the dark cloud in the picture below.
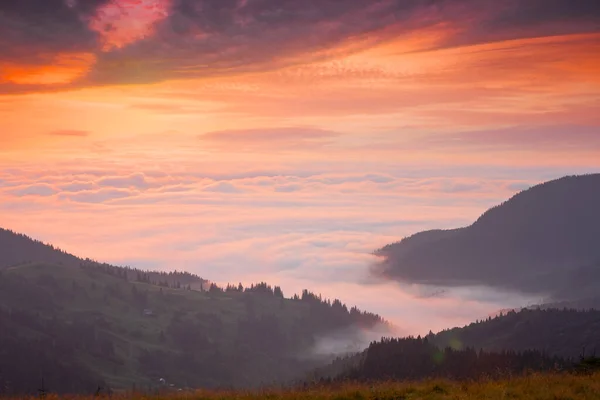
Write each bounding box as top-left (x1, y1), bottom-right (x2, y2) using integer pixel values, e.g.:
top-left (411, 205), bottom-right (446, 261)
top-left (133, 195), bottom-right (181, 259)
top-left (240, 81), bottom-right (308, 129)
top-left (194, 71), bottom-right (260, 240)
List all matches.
top-left (2, 0), bottom-right (599, 93)
top-left (0, 0), bottom-right (105, 62)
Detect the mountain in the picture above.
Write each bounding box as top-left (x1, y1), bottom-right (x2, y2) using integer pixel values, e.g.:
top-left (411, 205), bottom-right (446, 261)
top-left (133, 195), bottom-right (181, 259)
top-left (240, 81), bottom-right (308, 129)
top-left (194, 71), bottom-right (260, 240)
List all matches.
top-left (336, 337), bottom-right (566, 382)
top-left (0, 229), bottom-right (389, 395)
top-left (374, 174), bottom-right (600, 301)
top-left (311, 307), bottom-right (600, 383)
top-left (430, 308), bottom-right (600, 359)
top-left (0, 228), bottom-right (209, 290)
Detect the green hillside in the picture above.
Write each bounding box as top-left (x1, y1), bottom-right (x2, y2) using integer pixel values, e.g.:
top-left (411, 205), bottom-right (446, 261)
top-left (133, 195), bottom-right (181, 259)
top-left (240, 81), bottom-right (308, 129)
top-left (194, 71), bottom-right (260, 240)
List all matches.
top-left (0, 257), bottom-right (387, 395)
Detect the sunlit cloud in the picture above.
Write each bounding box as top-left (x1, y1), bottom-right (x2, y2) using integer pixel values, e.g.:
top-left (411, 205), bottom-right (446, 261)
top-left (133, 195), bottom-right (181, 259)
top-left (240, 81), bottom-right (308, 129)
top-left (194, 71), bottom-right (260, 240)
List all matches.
top-left (89, 0), bottom-right (171, 50)
top-left (1, 52), bottom-right (96, 85)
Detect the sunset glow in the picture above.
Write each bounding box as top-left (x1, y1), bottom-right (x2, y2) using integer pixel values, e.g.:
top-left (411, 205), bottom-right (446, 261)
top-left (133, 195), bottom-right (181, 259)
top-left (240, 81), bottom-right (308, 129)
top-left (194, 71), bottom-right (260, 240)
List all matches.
top-left (1, 0), bottom-right (599, 333)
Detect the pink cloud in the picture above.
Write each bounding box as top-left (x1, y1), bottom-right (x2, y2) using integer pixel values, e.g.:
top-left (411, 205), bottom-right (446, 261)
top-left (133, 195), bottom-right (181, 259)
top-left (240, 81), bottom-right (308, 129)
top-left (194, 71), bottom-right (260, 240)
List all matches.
top-left (89, 0), bottom-right (171, 51)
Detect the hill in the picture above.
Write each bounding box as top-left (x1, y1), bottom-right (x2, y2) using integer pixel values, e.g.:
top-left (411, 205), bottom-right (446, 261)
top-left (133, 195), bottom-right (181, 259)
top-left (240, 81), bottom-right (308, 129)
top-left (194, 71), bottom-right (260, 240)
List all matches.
top-left (0, 228), bottom-right (210, 290)
top-left (374, 174), bottom-right (600, 301)
top-left (310, 307), bottom-right (600, 383)
top-left (0, 229), bottom-right (389, 395)
top-left (338, 337), bottom-right (567, 382)
top-left (430, 308), bottom-right (600, 359)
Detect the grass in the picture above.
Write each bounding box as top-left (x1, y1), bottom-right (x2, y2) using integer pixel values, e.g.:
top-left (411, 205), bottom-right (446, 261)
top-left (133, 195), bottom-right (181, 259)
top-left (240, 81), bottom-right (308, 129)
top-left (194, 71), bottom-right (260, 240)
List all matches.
top-left (5, 372), bottom-right (600, 400)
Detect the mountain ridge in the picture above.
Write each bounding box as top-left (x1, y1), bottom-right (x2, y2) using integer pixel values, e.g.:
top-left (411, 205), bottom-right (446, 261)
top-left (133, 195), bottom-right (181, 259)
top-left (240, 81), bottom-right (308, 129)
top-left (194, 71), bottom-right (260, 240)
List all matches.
top-left (0, 228), bottom-right (390, 394)
top-left (374, 173), bottom-right (600, 301)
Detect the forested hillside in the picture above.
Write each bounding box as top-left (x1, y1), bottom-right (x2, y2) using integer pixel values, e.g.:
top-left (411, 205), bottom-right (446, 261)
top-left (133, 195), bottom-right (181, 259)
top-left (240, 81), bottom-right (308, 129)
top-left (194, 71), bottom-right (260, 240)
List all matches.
top-left (430, 308), bottom-right (600, 359)
top-left (0, 228), bottom-right (210, 290)
top-left (374, 174), bottom-right (600, 301)
top-left (338, 337), bottom-right (566, 382)
top-left (0, 230), bottom-right (388, 395)
top-left (310, 307), bottom-right (600, 383)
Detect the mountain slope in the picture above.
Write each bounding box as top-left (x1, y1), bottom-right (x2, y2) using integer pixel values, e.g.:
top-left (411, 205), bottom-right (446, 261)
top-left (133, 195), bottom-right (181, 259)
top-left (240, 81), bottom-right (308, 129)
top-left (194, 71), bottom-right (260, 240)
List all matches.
top-left (0, 230), bottom-right (389, 395)
top-left (0, 228), bottom-right (81, 269)
top-left (0, 228), bottom-right (209, 290)
top-left (340, 337), bottom-right (566, 382)
top-left (310, 307), bottom-right (600, 383)
top-left (430, 308), bottom-right (600, 359)
top-left (374, 174), bottom-right (600, 300)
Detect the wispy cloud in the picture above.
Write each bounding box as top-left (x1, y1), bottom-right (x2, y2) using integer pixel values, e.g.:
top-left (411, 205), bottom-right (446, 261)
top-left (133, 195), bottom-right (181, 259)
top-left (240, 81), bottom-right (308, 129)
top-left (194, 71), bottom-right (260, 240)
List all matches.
top-left (49, 129), bottom-right (90, 137)
top-left (200, 127), bottom-right (339, 152)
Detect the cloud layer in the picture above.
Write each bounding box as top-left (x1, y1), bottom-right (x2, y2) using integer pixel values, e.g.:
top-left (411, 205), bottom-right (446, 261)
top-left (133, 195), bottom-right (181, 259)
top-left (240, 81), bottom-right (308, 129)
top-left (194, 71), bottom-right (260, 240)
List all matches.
top-left (2, 160), bottom-right (598, 333)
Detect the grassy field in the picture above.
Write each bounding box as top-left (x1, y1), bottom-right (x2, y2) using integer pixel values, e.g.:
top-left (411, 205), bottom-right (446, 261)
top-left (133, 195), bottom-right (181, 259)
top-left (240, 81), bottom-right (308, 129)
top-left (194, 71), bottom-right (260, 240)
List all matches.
top-left (8, 372), bottom-right (600, 400)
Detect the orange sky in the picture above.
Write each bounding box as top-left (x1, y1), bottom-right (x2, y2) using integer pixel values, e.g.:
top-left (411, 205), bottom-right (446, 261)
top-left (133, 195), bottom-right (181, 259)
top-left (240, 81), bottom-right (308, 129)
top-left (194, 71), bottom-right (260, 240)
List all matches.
top-left (1, 0), bottom-right (599, 333)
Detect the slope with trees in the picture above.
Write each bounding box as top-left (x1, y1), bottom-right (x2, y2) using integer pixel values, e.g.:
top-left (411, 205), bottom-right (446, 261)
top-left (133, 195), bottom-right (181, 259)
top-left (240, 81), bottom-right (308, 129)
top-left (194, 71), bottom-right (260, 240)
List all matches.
top-left (429, 308), bottom-right (600, 359)
top-left (0, 229), bottom-right (388, 395)
top-left (339, 337), bottom-right (566, 382)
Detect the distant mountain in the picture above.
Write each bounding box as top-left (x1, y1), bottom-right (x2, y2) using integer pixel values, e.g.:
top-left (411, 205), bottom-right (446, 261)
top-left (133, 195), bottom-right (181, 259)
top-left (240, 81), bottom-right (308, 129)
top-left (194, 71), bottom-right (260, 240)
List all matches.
top-left (0, 228), bottom-right (209, 290)
top-left (430, 308), bottom-right (600, 359)
top-left (374, 174), bottom-right (600, 302)
top-left (310, 308), bottom-right (600, 383)
top-left (336, 337), bottom-right (566, 382)
top-left (0, 229), bottom-right (389, 395)
top-left (0, 228), bottom-right (81, 268)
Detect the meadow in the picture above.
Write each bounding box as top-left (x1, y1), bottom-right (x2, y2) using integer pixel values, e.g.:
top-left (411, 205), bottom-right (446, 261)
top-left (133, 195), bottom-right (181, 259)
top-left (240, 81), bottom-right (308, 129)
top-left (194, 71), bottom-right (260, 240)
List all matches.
top-left (6, 372), bottom-right (599, 400)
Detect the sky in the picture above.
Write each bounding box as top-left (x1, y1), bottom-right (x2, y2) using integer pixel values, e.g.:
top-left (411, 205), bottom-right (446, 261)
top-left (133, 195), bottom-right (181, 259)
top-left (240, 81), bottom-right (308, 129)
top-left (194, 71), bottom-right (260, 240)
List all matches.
top-left (1, 0), bottom-right (600, 335)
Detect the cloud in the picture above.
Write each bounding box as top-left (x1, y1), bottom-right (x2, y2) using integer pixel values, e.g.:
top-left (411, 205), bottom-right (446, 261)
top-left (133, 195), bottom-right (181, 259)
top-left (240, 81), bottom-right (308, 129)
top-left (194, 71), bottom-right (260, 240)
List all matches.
top-left (97, 173), bottom-right (149, 189)
top-left (128, 102), bottom-right (212, 114)
top-left (8, 183), bottom-right (57, 197)
top-left (200, 127), bottom-right (339, 152)
top-left (311, 174), bottom-right (396, 185)
top-left (4, 165), bottom-right (600, 334)
top-left (2, 0), bottom-right (598, 93)
top-left (505, 182), bottom-right (532, 192)
top-left (274, 184), bottom-right (302, 193)
top-left (430, 125), bottom-right (600, 151)
top-left (49, 129), bottom-right (90, 137)
top-left (58, 181), bottom-right (97, 192)
top-left (59, 187), bottom-right (135, 203)
top-left (202, 182), bottom-right (244, 193)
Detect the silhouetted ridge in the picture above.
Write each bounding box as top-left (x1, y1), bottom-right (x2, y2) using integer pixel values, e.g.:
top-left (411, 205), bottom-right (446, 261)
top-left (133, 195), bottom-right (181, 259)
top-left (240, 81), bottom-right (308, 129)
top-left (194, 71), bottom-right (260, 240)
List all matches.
top-left (0, 228), bottom-right (81, 269)
top-left (374, 174), bottom-right (600, 301)
top-left (310, 307), bottom-right (600, 383)
top-left (327, 337), bottom-right (566, 382)
top-left (430, 308), bottom-right (600, 359)
top-left (0, 228), bottom-right (209, 289)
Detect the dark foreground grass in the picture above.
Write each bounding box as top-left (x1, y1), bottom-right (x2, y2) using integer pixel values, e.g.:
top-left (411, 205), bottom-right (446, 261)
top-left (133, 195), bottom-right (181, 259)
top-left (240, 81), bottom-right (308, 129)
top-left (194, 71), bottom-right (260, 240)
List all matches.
top-left (6, 373), bottom-right (600, 400)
